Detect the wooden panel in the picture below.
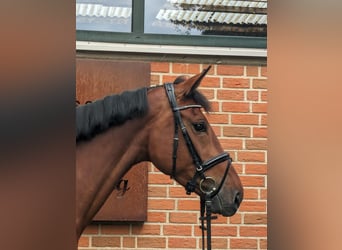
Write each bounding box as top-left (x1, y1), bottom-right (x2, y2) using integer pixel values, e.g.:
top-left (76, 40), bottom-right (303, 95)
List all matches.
top-left (76, 58), bottom-right (150, 221)
top-left (92, 165), bottom-right (148, 222)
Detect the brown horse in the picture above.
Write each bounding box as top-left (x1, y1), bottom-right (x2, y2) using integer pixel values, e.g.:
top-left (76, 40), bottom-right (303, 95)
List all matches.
top-left (76, 67), bottom-right (243, 239)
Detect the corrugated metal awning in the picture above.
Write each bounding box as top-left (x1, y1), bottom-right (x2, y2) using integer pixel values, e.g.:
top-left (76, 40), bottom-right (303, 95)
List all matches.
top-left (76, 4), bottom-right (132, 18)
top-left (167, 0), bottom-right (267, 9)
top-left (156, 10), bottom-right (266, 25)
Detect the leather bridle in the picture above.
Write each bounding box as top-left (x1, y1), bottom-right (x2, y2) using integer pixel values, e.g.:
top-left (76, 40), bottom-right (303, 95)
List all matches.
top-left (164, 83), bottom-right (233, 250)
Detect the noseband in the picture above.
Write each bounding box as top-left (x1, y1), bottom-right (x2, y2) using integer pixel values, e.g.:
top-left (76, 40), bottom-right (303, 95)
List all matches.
top-left (164, 83), bottom-right (232, 250)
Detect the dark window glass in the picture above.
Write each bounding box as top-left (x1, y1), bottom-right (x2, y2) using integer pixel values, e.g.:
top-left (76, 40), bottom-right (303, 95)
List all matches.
top-left (144, 0), bottom-right (267, 37)
top-left (76, 0), bottom-right (132, 32)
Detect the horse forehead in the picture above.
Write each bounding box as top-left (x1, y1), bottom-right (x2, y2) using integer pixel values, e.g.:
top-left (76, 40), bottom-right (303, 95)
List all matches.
top-left (186, 107), bottom-right (205, 118)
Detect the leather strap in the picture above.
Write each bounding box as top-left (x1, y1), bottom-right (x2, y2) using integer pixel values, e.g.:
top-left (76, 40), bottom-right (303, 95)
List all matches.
top-left (164, 82), bottom-right (232, 250)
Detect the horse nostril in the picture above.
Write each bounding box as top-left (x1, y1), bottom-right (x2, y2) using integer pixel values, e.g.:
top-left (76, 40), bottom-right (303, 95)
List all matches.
top-left (234, 191), bottom-right (242, 207)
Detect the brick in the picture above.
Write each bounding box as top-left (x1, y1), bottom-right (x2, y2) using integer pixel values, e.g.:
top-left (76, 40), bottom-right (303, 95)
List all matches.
top-left (169, 186), bottom-right (197, 198)
top-left (252, 103), bottom-right (267, 113)
top-left (123, 236), bottom-right (135, 248)
top-left (198, 88), bottom-right (215, 100)
top-left (201, 76), bottom-right (220, 88)
top-left (260, 238), bottom-right (268, 249)
top-left (209, 238), bottom-right (228, 249)
top-left (211, 124), bottom-right (221, 136)
top-left (210, 225), bottom-right (238, 236)
top-left (247, 66), bottom-right (259, 76)
top-left (245, 164), bottom-right (267, 174)
top-left (78, 236), bottom-right (89, 247)
top-left (260, 189), bottom-right (267, 199)
top-left (217, 65), bottom-right (244, 76)
top-left (239, 201), bottom-right (266, 212)
top-left (253, 78), bottom-right (267, 89)
top-left (230, 238), bottom-right (258, 249)
top-left (148, 173), bottom-right (173, 184)
top-left (92, 236), bottom-right (120, 247)
top-left (148, 164), bottom-right (156, 172)
top-left (238, 151), bottom-right (265, 162)
top-left (202, 64), bottom-right (216, 75)
top-left (222, 102), bottom-right (249, 112)
top-left (231, 114), bottom-right (259, 125)
top-left (168, 237), bottom-right (196, 248)
top-left (163, 225), bottom-right (192, 236)
top-left (261, 66), bottom-right (267, 76)
top-left (162, 75), bottom-right (178, 83)
top-left (193, 222), bottom-right (229, 238)
top-left (177, 199), bottom-right (199, 210)
top-left (212, 215), bottom-right (229, 224)
top-left (82, 225), bottom-right (99, 235)
top-left (222, 77), bottom-right (250, 88)
top-left (253, 127), bottom-right (267, 138)
top-left (147, 211), bottom-right (167, 222)
top-left (231, 162), bottom-right (243, 174)
top-left (151, 62), bottom-right (169, 73)
top-left (217, 89), bottom-right (244, 101)
top-left (169, 212), bottom-right (198, 223)
top-left (240, 175), bottom-right (265, 187)
top-left (137, 237), bottom-right (166, 248)
top-left (240, 226), bottom-right (267, 237)
top-left (101, 224), bottom-right (130, 234)
top-left (220, 138), bottom-right (243, 150)
top-left (206, 113), bottom-right (229, 124)
top-left (261, 90), bottom-right (267, 101)
top-left (209, 101), bottom-right (220, 112)
top-left (148, 199), bottom-right (175, 210)
top-left (199, 237), bottom-right (228, 249)
top-left (172, 63), bottom-right (200, 74)
top-left (148, 186), bottom-right (167, 197)
top-left (261, 114), bottom-right (267, 125)
top-left (245, 139), bottom-right (267, 150)
top-left (244, 213), bottom-right (267, 224)
top-left (150, 74), bottom-right (160, 85)
top-left (247, 90), bottom-right (259, 101)
top-left (223, 126), bottom-right (250, 137)
top-left (229, 213), bottom-right (242, 224)
top-left (151, 164), bottom-right (162, 172)
top-left (132, 224), bottom-right (161, 235)
top-left (243, 188), bottom-right (259, 199)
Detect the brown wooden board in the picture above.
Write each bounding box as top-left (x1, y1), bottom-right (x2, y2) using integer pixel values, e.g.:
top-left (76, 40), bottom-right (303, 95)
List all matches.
top-left (76, 58), bottom-right (150, 221)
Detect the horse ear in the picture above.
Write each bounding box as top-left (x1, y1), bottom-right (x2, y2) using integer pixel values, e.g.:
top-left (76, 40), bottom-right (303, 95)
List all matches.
top-left (175, 66), bottom-right (211, 97)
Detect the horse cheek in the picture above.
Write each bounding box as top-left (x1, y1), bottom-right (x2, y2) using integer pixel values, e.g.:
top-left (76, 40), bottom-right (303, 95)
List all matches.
top-left (147, 128), bottom-right (172, 174)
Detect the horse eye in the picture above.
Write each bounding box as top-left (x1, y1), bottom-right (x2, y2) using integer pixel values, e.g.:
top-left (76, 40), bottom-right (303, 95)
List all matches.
top-left (193, 122), bottom-right (207, 132)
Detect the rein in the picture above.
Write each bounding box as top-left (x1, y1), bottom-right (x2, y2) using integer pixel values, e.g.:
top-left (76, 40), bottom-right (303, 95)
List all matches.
top-left (164, 83), bottom-right (232, 250)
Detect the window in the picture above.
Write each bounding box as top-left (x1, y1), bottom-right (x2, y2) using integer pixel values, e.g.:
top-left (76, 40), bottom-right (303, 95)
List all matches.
top-left (76, 0), bottom-right (132, 32)
top-left (144, 0), bottom-right (267, 37)
top-left (76, 0), bottom-right (267, 49)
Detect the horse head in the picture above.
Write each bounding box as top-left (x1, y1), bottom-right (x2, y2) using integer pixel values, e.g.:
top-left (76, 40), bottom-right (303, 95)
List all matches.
top-left (146, 67), bottom-right (243, 216)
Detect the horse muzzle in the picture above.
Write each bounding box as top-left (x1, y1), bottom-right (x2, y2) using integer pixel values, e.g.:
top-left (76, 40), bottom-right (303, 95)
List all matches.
top-left (211, 190), bottom-right (243, 217)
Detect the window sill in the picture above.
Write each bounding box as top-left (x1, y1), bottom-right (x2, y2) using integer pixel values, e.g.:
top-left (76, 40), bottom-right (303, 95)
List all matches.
top-left (76, 41), bottom-right (267, 58)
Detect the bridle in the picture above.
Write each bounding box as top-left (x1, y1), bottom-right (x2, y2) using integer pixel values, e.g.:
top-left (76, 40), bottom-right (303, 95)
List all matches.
top-left (164, 83), bottom-right (233, 250)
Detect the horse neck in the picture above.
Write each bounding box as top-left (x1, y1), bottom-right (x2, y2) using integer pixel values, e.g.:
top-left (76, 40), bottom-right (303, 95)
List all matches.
top-left (77, 117), bottom-right (148, 174)
top-left (76, 117), bottom-right (148, 236)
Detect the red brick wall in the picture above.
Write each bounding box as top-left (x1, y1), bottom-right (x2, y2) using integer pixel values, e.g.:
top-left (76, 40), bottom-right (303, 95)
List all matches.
top-left (78, 62), bottom-right (267, 250)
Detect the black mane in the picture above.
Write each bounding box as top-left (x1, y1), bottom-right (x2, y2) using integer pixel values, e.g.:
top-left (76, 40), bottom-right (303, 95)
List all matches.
top-left (185, 90), bottom-right (211, 113)
top-left (76, 81), bottom-right (211, 143)
top-left (148, 83), bottom-right (211, 113)
top-left (76, 88), bottom-right (148, 142)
